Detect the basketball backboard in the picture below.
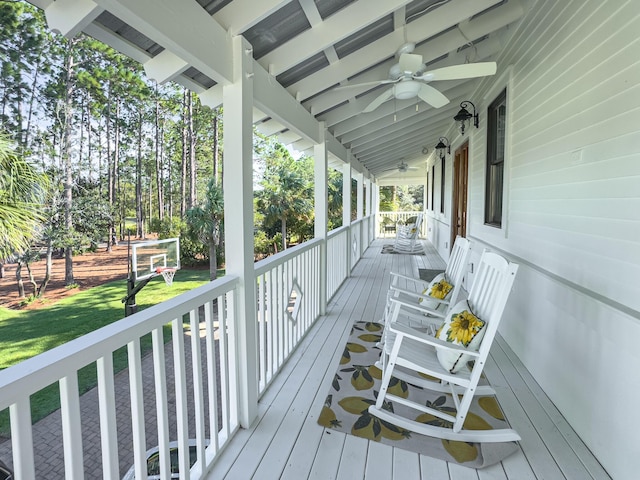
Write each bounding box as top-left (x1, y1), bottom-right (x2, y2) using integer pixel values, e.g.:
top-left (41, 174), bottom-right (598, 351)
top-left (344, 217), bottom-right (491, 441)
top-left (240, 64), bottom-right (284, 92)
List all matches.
top-left (131, 238), bottom-right (180, 281)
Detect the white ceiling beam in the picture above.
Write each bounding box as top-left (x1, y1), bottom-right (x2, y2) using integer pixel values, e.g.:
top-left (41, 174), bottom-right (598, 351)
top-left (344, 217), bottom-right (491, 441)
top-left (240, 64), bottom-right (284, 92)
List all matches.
top-left (348, 115), bottom-right (444, 152)
top-left (44, 0), bottom-right (103, 38)
top-left (290, 0), bottom-right (519, 102)
top-left (214, 0), bottom-right (294, 34)
top-left (277, 130), bottom-right (303, 145)
top-left (144, 50), bottom-right (189, 84)
top-left (95, 0), bottom-right (233, 85)
top-left (259, 0), bottom-right (414, 76)
top-left (298, 0), bottom-right (323, 27)
top-left (359, 121), bottom-right (449, 161)
top-left (355, 128), bottom-right (432, 158)
top-left (256, 119), bottom-right (287, 136)
top-left (253, 63), bottom-right (320, 144)
top-left (83, 22), bottom-right (152, 65)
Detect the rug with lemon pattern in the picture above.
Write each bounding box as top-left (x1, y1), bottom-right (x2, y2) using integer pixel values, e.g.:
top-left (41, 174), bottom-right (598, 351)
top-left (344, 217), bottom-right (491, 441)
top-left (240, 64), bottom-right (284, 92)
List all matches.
top-left (318, 320), bottom-right (518, 468)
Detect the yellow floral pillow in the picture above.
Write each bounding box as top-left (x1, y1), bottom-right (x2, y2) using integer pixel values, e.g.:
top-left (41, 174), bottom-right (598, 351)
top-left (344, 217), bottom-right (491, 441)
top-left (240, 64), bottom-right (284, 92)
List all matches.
top-left (435, 300), bottom-right (486, 373)
top-left (429, 279), bottom-right (452, 300)
top-left (418, 273), bottom-right (452, 310)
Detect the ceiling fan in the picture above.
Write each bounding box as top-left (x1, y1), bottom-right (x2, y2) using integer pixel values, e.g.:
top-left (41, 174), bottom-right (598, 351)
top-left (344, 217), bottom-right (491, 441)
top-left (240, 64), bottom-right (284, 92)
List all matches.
top-left (381, 161), bottom-right (419, 174)
top-left (337, 43), bottom-right (497, 113)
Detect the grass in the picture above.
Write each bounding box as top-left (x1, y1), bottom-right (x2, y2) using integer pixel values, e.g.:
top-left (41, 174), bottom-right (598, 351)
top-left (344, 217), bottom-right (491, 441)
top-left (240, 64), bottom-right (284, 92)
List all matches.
top-left (0, 268), bottom-right (218, 436)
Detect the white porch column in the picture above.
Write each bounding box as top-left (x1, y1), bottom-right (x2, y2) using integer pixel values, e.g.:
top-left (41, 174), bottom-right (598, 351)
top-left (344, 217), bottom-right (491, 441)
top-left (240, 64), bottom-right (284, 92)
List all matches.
top-left (342, 162), bottom-right (352, 227)
top-left (374, 182), bottom-right (380, 238)
top-left (222, 35), bottom-right (258, 429)
top-left (342, 161), bottom-right (351, 274)
top-left (314, 126), bottom-right (328, 315)
top-left (356, 173), bottom-right (364, 220)
top-left (365, 177), bottom-right (371, 217)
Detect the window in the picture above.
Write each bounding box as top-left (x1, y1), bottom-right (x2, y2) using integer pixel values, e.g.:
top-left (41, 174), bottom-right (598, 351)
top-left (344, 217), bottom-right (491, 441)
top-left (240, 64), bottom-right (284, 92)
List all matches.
top-left (440, 156), bottom-right (445, 214)
top-left (485, 88), bottom-right (506, 227)
top-left (430, 165), bottom-right (435, 210)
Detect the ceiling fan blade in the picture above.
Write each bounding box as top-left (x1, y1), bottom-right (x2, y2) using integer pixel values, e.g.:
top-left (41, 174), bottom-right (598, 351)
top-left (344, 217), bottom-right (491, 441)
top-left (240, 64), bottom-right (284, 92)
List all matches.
top-left (333, 78), bottom-right (397, 91)
top-left (415, 62), bottom-right (497, 81)
top-left (399, 53), bottom-right (424, 74)
top-left (417, 84), bottom-right (449, 108)
top-left (363, 88), bottom-right (395, 113)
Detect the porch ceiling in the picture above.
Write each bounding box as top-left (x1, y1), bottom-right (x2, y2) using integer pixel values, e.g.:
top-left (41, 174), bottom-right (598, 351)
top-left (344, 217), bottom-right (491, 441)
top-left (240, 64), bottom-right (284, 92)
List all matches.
top-left (31, 0), bottom-right (527, 183)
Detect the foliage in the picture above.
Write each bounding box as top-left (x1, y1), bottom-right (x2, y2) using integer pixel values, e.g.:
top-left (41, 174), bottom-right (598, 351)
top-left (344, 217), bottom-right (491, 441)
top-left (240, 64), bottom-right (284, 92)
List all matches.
top-left (255, 139), bottom-right (313, 249)
top-left (0, 133), bottom-right (48, 260)
top-left (379, 185), bottom-right (424, 212)
top-left (185, 178), bottom-right (224, 279)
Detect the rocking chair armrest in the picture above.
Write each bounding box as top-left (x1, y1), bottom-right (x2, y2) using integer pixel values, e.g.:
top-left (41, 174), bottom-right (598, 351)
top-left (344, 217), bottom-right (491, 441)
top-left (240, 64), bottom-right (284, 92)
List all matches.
top-left (389, 271), bottom-right (430, 288)
top-left (390, 286), bottom-right (450, 306)
top-left (388, 297), bottom-right (447, 318)
top-left (389, 322), bottom-right (480, 357)
top-left (388, 290), bottom-right (450, 315)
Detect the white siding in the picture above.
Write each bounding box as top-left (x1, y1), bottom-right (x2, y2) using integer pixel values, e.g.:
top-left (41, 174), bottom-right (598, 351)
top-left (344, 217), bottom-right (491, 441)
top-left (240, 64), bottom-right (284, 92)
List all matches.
top-left (463, 1), bottom-right (640, 479)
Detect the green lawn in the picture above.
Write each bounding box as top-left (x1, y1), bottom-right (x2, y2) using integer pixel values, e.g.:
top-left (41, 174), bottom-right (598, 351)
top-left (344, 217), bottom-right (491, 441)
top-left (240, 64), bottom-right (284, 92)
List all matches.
top-left (0, 268), bottom-right (217, 435)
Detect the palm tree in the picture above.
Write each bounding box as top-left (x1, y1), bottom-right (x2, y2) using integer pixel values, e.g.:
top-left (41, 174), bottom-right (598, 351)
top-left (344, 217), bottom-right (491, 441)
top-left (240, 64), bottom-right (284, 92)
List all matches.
top-left (0, 133), bottom-right (47, 262)
top-left (185, 178), bottom-right (224, 281)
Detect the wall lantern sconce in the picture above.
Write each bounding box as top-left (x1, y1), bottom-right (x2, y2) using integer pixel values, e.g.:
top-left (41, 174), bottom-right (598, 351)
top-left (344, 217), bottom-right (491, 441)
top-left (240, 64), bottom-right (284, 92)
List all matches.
top-left (435, 137), bottom-right (450, 159)
top-left (454, 101), bottom-right (479, 134)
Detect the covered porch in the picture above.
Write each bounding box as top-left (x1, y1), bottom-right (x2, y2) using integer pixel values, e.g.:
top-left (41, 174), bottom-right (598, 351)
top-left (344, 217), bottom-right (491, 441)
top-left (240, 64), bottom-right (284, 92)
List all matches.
top-left (204, 238), bottom-right (609, 480)
top-left (3, 0), bottom-right (638, 478)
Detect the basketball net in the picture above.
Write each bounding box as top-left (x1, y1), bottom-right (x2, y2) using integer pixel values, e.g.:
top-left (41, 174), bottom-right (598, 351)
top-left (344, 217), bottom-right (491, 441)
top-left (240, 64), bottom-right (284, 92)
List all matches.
top-left (157, 267), bottom-right (176, 286)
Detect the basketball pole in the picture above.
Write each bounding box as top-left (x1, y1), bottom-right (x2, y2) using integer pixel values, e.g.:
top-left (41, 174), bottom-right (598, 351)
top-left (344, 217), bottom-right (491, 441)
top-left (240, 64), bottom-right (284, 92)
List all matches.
top-left (123, 233), bottom-right (160, 317)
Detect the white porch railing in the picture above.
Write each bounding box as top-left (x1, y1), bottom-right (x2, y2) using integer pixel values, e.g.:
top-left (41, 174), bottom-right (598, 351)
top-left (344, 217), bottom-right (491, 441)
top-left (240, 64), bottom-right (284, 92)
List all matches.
top-left (377, 211), bottom-right (427, 238)
top-left (0, 215), bottom-right (376, 479)
top-left (0, 276), bottom-right (240, 479)
top-left (254, 239), bottom-right (322, 395)
top-left (326, 226), bottom-right (349, 300)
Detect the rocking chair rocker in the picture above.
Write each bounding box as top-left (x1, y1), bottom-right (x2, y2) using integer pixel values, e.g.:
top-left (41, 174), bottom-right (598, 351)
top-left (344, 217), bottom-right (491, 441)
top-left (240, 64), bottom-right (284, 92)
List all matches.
top-left (370, 250), bottom-right (520, 443)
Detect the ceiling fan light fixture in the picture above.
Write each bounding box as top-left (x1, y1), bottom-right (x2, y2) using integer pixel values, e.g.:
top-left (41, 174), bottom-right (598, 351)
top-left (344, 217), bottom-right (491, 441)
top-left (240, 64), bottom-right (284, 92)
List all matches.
top-left (454, 100), bottom-right (479, 134)
top-left (394, 81), bottom-right (421, 99)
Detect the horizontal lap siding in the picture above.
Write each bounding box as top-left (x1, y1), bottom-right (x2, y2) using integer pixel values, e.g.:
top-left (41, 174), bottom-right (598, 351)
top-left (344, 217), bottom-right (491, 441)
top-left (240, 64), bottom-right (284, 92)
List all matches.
top-left (468, 1), bottom-right (640, 479)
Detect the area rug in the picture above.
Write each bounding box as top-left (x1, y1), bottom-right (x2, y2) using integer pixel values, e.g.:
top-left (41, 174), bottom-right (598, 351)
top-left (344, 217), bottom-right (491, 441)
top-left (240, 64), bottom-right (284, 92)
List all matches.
top-left (318, 320), bottom-right (519, 468)
top-left (418, 268), bottom-right (445, 282)
top-left (381, 244), bottom-right (425, 255)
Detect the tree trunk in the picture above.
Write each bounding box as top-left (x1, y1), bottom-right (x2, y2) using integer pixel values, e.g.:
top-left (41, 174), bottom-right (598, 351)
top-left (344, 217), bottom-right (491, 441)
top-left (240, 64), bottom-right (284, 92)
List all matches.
top-left (209, 241), bottom-right (218, 281)
top-left (281, 217), bottom-right (287, 250)
top-left (25, 263), bottom-right (37, 296)
top-left (24, 55), bottom-right (42, 148)
top-left (136, 110), bottom-right (143, 238)
top-left (62, 38), bottom-right (76, 286)
top-left (106, 86), bottom-right (113, 253)
top-left (16, 262), bottom-right (25, 298)
top-left (155, 83), bottom-right (164, 221)
top-left (212, 113), bottom-right (219, 185)
top-left (38, 239), bottom-right (53, 297)
top-left (188, 91), bottom-right (196, 208)
top-left (180, 89), bottom-right (188, 217)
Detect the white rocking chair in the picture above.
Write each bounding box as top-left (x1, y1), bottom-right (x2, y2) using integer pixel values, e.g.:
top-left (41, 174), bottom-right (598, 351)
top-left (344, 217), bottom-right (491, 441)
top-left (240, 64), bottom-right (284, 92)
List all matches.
top-left (369, 250), bottom-right (520, 443)
top-left (393, 213), bottom-right (424, 253)
top-left (389, 235), bottom-right (471, 320)
top-left (377, 236), bottom-right (472, 366)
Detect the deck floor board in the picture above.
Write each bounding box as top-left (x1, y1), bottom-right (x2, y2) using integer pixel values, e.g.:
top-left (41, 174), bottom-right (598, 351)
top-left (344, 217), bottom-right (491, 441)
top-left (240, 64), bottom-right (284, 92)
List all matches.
top-left (205, 239), bottom-right (609, 480)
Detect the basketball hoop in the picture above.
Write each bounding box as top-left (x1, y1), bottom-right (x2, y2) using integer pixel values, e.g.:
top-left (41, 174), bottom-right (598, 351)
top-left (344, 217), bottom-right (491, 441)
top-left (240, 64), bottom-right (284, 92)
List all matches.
top-left (156, 267), bottom-right (176, 286)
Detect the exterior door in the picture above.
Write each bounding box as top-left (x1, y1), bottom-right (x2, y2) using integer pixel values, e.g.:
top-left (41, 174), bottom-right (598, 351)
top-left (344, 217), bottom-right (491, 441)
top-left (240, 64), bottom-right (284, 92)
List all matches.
top-left (451, 142), bottom-right (469, 249)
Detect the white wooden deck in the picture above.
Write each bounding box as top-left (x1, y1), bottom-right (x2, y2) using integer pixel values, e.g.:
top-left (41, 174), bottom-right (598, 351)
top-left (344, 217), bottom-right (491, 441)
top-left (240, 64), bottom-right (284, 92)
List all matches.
top-left (205, 239), bottom-right (611, 480)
